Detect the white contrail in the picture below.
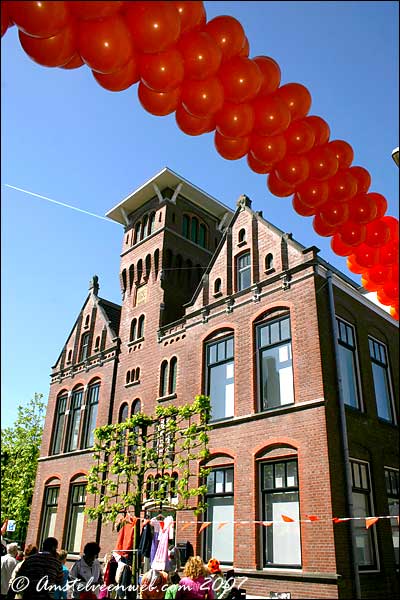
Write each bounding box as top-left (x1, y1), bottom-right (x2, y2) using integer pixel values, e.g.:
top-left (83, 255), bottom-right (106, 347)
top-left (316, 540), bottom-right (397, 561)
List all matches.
top-left (4, 184), bottom-right (117, 224)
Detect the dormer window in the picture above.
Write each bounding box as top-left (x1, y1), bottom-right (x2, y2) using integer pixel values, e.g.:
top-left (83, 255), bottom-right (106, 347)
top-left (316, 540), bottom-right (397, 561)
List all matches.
top-left (84, 315), bottom-right (90, 329)
top-left (265, 253), bottom-right (274, 272)
top-left (238, 229), bottom-right (246, 245)
top-left (214, 278), bottom-right (222, 296)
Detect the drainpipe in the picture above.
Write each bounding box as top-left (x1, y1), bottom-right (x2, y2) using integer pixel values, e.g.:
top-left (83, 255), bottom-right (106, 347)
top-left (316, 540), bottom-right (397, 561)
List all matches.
top-left (326, 270), bottom-right (361, 599)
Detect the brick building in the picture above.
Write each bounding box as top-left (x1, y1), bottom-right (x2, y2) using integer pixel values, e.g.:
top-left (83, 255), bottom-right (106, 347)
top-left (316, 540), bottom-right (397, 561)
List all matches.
top-left (27, 168), bottom-right (398, 599)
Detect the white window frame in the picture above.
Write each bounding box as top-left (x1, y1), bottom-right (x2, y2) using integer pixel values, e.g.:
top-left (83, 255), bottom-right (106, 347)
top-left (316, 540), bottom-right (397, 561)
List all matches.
top-left (368, 335), bottom-right (397, 425)
top-left (336, 316), bottom-right (364, 412)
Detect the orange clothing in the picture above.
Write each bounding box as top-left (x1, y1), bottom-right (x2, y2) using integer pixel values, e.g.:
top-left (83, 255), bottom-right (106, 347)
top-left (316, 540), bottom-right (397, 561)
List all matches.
top-left (115, 523), bottom-right (135, 558)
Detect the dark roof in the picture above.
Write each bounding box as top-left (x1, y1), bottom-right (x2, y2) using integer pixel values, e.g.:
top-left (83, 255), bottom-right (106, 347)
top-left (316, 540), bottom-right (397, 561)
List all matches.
top-left (98, 297), bottom-right (121, 336)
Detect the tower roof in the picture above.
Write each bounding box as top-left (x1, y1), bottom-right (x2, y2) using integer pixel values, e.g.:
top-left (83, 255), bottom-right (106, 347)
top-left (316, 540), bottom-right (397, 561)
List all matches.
top-left (105, 167), bottom-right (234, 225)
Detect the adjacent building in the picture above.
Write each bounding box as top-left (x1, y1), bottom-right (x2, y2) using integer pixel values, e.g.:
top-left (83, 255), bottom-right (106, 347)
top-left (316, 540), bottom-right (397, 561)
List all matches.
top-left (27, 168), bottom-right (399, 599)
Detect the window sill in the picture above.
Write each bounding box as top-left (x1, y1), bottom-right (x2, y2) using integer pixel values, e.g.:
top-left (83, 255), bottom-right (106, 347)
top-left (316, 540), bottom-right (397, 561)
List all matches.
top-left (213, 291), bottom-right (223, 298)
top-left (125, 380), bottom-right (140, 388)
top-left (265, 268), bottom-right (275, 275)
top-left (157, 393), bottom-right (177, 403)
top-left (237, 240), bottom-right (247, 247)
top-left (127, 337), bottom-right (144, 347)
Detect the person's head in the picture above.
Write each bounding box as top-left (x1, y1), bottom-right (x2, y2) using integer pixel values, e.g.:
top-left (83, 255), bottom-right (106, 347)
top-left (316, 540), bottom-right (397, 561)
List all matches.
top-left (83, 542), bottom-right (101, 563)
top-left (42, 537), bottom-right (58, 555)
top-left (170, 572), bottom-right (180, 585)
top-left (183, 556), bottom-right (208, 580)
top-left (142, 569), bottom-right (165, 589)
top-left (207, 558), bottom-right (221, 575)
top-left (24, 544), bottom-right (38, 558)
top-left (58, 549), bottom-right (68, 564)
top-left (6, 543), bottom-right (18, 558)
top-left (16, 550), bottom-right (24, 561)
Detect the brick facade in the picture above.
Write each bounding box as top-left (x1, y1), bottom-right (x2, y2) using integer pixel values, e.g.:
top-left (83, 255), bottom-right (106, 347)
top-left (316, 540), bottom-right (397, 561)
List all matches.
top-left (26, 169), bottom-right (399, 599)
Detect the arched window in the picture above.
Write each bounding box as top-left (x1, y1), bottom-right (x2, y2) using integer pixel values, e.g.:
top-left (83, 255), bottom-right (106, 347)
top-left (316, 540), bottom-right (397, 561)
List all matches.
top-left (134, 222), bottom-right (141, 245)
top-left (79, 332), bottom-right (90, 362)
top-left (145, 254), bottom-right (151, 279)
top-left (145, 476), bottom-right (153, 499)
top-left (154, 249), bottom-right (160, 279)
top-left (138, 315), bottom-right (145, 339)
top-left (160, 360), bottom-right (168, 397)
top-left (182, 214), bottom-right (190, 239)
top-left (94, 336), bottom-right (100, 352)
top-left (137, 259), bottom-right (143, 283)
top-left (191, 217), bottom-right (199, 243)
top-left (40, 482), bottom-right (60, 547)
top-left (132, 399), bottom-right (141, 416)
top-left (214, 278), bottom-right (222, 294)
top-left (199, 224), bottom-right (207, 248)
top-left (65, 477), bottom-right (87, 553)
top-left (238, 228), bottom-right (246, 244)
top-left (135, 367), bottom-right (140, 381)
top-left (131, 369), bottom-right (135, 381)
top-left (148, 212), bottom-right (156, 235)
top-left (126, 371), bottom-right (131, 384)
top-left (170, 472), bottom-right (178, 499)
top-left (51, 392), bottom-right (67, 455)
top-left (83, 379), bottom-right (100, 448)
top-left (121, 269), bottom-right (127, 294)
top-left (84, 315), bottom-right (90, 329)
top-left (130, 318), bottom-right (137, 342)
top-left (67, 350), bottom-right (72, 363)
top-left (141, 215), bottom-right (148, 240)
top-left (129, 264), bottom-right (135, 291)
top-left (118, 403), bottom-right (129, 455)
top-left (65, 387), bottom-right (84, 452)
top-left (265, 253), bottom-right (274, 271)
top-left (237, 252), bottom-right (251, 291)
top-left (169, 357), bottom-right (177, 394)
top-left (205, 330), bottom-right (234, 421)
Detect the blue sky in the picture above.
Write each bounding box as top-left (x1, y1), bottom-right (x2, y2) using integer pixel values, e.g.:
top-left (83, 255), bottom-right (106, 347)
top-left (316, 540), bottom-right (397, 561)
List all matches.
top-left (1, 1), bottom-right (398, 428)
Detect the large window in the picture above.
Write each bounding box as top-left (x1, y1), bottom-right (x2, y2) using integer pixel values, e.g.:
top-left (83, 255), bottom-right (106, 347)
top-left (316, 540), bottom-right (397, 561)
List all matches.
top-left (261, 460), bottom-right (301, 567)
top-left (350, 460), bottom-right (377, 570)
top-left (82, 381), bottom-right (100, 448)
top-left (385, 468), bottom-right (399, 565)
top-left (65, 388), bottom-right (83, 452)
top-left (65, 483), bottom-right (87, 554)
top-left (51, 393), bottom-right (67, 455)
top-left (205, 467), bottom-right (234, 564)
top-left (40, 486), bottom-right (59, 546)
top-left (237, 252), bottom-right (251, 291)
top-left (79, 333), bottom-right (90, 362)
top-left (337, 318), bottom-right (361, 410)
top-left (206, 336), bottom-right (234, 421)
top-left (257, 315), bottom-right (294, 410)
top-left (369, 338), bottom-right (394, 422)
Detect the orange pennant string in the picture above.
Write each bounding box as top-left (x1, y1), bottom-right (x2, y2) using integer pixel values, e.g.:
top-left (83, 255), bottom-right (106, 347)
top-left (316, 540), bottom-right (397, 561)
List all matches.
top-left (306, 515), bottom-right (319, 521)
top-left (181, 522), bottom-right (192, 531)
top-left (365, 517), bottom-right (379, 529)
top-left (281, 514), bottom-right (295, 522)
top-left (198, 522), bottom-right (211, 534)
top-left (333, 517), bottom-right (351, 523)
top-left (261, 521), bottom-right (273, 527)
top-left (217, 522), bottom-right (229, 530)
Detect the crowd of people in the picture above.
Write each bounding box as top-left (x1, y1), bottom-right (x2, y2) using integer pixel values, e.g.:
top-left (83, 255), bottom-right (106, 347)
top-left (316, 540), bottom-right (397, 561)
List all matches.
top-left (1, 537), bottom-right (239, 600)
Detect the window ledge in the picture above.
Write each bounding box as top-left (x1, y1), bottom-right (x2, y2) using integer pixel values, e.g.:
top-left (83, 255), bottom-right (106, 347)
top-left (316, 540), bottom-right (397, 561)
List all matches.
top-left (127, 337), bottom-right (144, 347)
top-left (157, 393), bottom-right (177, 403)
top-left (237, 240), bottom-right (247, 247)
top-left (233, 567), bottom-right (340, 582)
top-left (265, 268), bottom-right (275, 275)
top-left (125, 380), bottom-right (140, 388)
top-left (213, 291), bottom-right (223, 298)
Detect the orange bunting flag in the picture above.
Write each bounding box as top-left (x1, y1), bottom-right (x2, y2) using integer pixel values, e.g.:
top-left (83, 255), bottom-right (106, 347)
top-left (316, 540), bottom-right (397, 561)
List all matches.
top-left (1, 520), bottom-right (8, 535)
top-left (365, 517), bottom-right (379, 529)
top-left (198, 522), bottom-right (211, 534)
top-left (262, 521), bottom-right (273, 527)
top-left (217, 522), bottom-right (229, 530)
top-left (181, 522), bottom-right (192, 532)
top-left (333, 517), bottom-right (351, 524)
top-left (281, 515), bottom-right (295, 523)
top-left (306, 515), bottom-right (319, 521)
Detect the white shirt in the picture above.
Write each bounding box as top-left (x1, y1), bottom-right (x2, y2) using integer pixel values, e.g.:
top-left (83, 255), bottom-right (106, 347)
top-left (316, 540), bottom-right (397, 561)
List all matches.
top-left (1, 554), bottom-right (18, 595)
top-left (69, 557), bottom-right (103, 599)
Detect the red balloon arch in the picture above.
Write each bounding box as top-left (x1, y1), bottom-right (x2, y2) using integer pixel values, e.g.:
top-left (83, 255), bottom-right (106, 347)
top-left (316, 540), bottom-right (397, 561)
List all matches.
top-left (1, 1), bottom-right (399, 320)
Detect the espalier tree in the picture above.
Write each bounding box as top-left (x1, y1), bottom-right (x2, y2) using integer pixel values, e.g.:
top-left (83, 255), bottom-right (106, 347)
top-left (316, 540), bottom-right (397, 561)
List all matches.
top-left (86, 395), bottom-right (211, 592)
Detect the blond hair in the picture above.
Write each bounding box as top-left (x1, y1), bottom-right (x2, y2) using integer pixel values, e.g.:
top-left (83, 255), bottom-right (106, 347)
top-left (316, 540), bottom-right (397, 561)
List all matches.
top-left (183, 556), bottom-right (208, 580)
top-left (58, 549), bottom-right (68, 562)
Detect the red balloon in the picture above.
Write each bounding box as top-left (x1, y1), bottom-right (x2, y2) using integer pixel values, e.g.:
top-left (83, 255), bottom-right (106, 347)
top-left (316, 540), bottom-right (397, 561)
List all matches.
top-left (367, 264), bottom-right (393, 286)
top-left (267, 171), bottom-right (295, 198)
top-left (327, 169), bottom-right (358, 203)
top-left (390, 306), bottom-right (399, 320)
top-left (297, 179), bottom-right (329, 208)
top-left (328, 140), bottom-right (354, 169)
top-left (178, 31), bottom-right (222, 80)
top-left (376, 288), bottom-right (393, 306)
top-left (353, 244), bottom-right (380, 268)
top-left (8, 1), bottom-right (70, 38)
top-left (347, 255), bottom-right (364, 275)
top-left (175, 104), bottom-right (215, 136)
top-left (348, 166), bottom-right (371, 194)
top-left (60, 52), bottom-right (84, 70)
top-left (348, 193), bottom-right (378, 225)
top-left (250, 134), bottom-right (287, 166)
top-left (312, 213), bottom-right (338, 237)
top-left (285, 119), bottom-right (315, 154)
top-left (78, 15), bottom-right (134, 74)
top-left (139, 48), bottom-right (184, 92)
top-left (365, 219), bottom-right (391, 248)
top-left (93, 56), bottom-right (139, 91)
top-left (275, 154), bottom-right (310, 187)
top-left (247, 152), bottom-right (273, 175)
top-left (320, 202), bottom-right (350, 228)
top-left (366, 193), bottom-right (388, 219)
top-left (331, 234), bottom-right (355, 257)
top-left (138, 82), bottom-right (181, 116)
top-left (1, 2), bottom-right (9, 37)
top-left (253, 56), bottom-right (281, 96)
top-left (308, 145), bottom-right (339, 181)
top-left (384, 279), bottom-right (398, 301)
top-left (338, 221), bottom-right (366, 246)
top-left (216, 102), bottom-right (255, 138)
top-left (125, 2), bottom-right (181, 54)
top-left (173, 1), bottom-right (206, 34)
top-left (214, 132), bottom-right (250, 160)
top-left (305, 116), bottom-right (330, 146)
top-left (379, 239), bottom-right (399, 266)
top-left (69, 1), bottom-right (123, 20)
top-left (277, 83), bottom-right (312, 121)
top-left (182, 77), bottom-right (224, 118)
top-left (361, 273), bottom-right (379, 293)
top-left (380, 216), bottom-right (399, 241)
top-left (204, 15), bottom-right (245, 62)
top-left (253, 94), bottom-right (291, 136)
top-left (239, 36), bottom-right (250, 57)
top-left (18, 25), bottom-right (76, 67)
top-left (219, 57), bottom-right (262, 103)
top-left (292, 194), bottom-right (316, 217)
